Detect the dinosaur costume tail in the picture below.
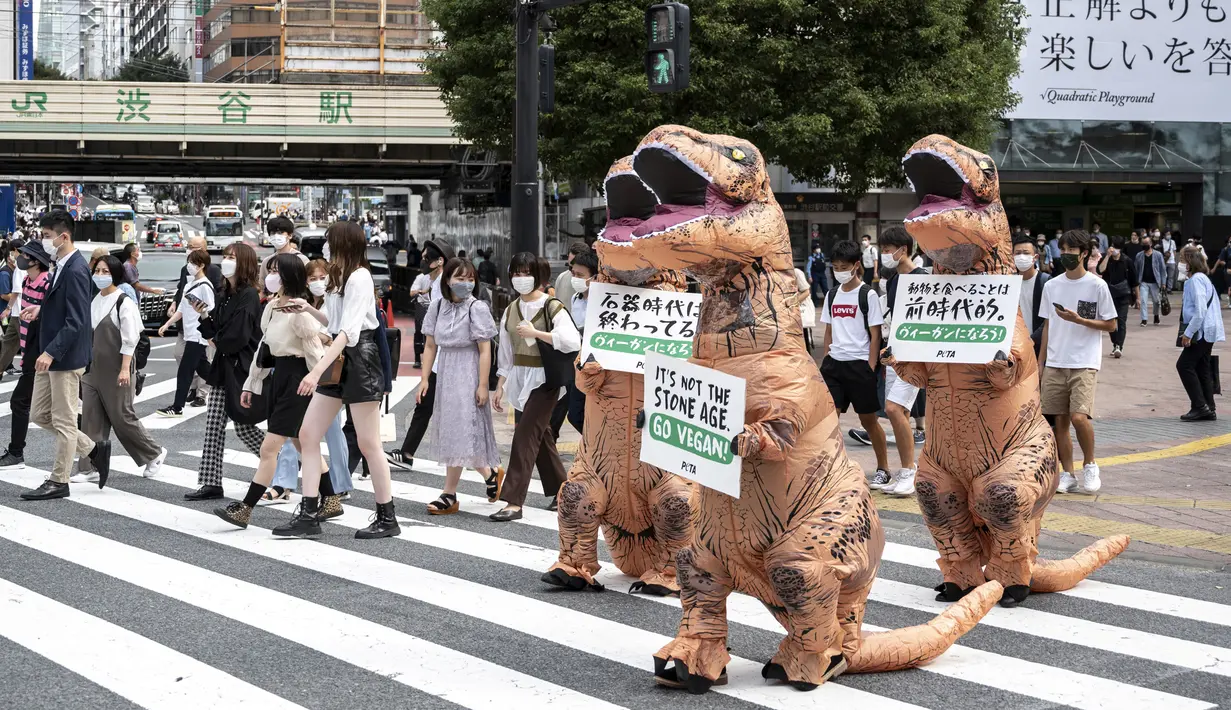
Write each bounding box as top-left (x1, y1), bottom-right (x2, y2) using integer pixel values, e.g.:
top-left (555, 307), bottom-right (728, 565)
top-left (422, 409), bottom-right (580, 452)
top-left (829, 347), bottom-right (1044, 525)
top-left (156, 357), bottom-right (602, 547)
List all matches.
top-left (1029, 535), bottom-right (1130, 594)
top-left (845, 580), bottom-right (1002, 674)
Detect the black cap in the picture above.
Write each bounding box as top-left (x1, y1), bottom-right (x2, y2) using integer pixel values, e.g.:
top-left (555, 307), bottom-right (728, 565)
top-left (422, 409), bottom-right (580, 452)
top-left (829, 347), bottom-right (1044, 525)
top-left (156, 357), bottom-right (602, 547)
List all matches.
top-left (17, 241), bottom-right (51, 268)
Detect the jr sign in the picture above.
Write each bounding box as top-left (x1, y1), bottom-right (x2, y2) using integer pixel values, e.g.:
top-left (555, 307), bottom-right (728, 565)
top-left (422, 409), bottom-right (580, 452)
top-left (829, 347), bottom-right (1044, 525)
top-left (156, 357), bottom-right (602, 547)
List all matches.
top-left (1008, 0), bottom-right (1231, 121)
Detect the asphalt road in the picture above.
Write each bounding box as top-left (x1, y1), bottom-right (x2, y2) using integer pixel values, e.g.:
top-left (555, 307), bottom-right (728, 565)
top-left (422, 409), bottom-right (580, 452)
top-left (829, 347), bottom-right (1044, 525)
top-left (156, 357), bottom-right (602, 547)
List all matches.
top-left (0, 351), bottom-right (1227, 710)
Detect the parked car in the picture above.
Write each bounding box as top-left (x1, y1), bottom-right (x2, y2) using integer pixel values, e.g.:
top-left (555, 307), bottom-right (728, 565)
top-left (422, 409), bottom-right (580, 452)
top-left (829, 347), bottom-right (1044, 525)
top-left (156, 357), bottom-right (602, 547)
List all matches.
top-left (154, 221), bottom-right (185, 249)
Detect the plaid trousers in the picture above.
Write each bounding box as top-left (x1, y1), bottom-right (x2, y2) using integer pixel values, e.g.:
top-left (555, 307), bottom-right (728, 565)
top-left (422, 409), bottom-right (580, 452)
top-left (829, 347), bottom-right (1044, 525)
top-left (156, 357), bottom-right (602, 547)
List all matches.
top-left (198, 388), bottom-right (265, 487)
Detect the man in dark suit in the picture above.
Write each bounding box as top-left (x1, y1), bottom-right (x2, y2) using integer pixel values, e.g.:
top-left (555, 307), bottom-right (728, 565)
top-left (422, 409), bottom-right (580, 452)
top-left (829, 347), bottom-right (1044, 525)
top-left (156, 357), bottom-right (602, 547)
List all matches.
top-left (18, 210), bottom-right (111, 501)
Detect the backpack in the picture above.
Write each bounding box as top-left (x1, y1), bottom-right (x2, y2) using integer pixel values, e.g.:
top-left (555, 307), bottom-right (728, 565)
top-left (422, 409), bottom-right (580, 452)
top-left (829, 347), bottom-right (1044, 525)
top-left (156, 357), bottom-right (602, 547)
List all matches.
top-left (827, 282), bottom-right (875, 342)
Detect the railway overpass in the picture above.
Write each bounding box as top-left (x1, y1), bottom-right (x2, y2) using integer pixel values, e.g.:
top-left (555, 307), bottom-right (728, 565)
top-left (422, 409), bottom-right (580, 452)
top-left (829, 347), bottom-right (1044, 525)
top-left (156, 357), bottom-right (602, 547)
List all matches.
top-left (0, 81), bottom-right (460, 182)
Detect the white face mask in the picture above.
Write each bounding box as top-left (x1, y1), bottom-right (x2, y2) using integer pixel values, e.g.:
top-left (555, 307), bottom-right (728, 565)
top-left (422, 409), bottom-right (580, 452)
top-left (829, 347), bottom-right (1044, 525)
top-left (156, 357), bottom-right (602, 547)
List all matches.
top-left (186, 263), bottom-right (200, 276)
top-left (265, 273), bottom-right (282, 293)
top-left (41, 237), bottom-right (58, 256)
top-left (1013, 254), bottom-right (1035, 272)
top-left (511, 275), bottom-right (536, 295)
top-left (880, 252), bottom-right (898, 269)
top-left (270, 234), bottom-right (289, 250)
top-left (833, 269), bottom-right (855, 285)
top-left (323, 243), bottom-right (331, 261)
top-left (308, 279), bottom-right (327, 297)
top-left (92, 274), bottom-right (112, 290)
top-left (570, 276), bottom-right (590, 293)
top-left (220, 259), bottom-right (236, 278)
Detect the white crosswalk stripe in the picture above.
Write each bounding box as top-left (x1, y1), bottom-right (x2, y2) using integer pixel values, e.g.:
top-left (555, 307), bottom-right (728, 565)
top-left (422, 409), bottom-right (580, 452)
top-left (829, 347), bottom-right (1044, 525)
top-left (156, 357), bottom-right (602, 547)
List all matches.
top-left (0, 368), bottom-right (1225, 710)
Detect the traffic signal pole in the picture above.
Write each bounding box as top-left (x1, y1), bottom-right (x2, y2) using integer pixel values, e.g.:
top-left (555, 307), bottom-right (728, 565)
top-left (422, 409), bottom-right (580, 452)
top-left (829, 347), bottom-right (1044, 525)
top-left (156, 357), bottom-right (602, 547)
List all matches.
top-left (512, 0), bottom-right (595, 259)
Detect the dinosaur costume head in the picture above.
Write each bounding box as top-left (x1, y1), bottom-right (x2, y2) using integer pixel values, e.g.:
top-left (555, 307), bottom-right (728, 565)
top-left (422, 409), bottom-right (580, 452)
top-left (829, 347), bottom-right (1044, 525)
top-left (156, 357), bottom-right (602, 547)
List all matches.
top-left (597, 125), bottom-right (791, 287)
top-left (902, 135), bottom-right (1012, 275)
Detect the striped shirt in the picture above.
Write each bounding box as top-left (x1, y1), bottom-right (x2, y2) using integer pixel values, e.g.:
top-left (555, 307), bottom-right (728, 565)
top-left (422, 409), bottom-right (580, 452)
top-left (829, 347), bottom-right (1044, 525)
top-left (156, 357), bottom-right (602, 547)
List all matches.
top-left (19, 271), bottom-right (49, 354)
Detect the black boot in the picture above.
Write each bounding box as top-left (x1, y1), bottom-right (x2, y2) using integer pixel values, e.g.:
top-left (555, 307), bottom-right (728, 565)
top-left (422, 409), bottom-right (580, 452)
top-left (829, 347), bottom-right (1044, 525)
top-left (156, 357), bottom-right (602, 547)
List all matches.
top-left (999, 584), bottom-right (1032, 608)
top-left (272, 497), bottom-right (323, 538)
top-left (355, 501), bottom-right (401, 539)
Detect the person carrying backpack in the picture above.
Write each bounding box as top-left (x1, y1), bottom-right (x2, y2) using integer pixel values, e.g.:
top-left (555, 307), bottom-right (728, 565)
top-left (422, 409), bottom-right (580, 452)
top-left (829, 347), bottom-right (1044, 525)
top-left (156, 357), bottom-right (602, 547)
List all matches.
top-left (819, 239), bottom-right (888, 481)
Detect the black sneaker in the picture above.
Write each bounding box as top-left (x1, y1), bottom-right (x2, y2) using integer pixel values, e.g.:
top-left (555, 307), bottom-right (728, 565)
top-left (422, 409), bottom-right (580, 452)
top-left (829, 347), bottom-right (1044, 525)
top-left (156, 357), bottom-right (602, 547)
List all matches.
top-left (3, 366), bottom-right (18, 377)
top-left (0, 449), bottom-right (24, 470)
top-left (847, 429), bottom-right (872, 446)
top-left (155, 406), bottom-right (183, 418)
top-left (867, 468), bottom-right (891, 488)
top-left (385, 449), bottom-right (412, 471)
top-left (190, 396), bottom-right (208, 408)
top-left (1154, 314), bottom-right (1160, 325)
top-left (271, 499), bottom-right (323, 538)
top-left (913, 430), bottom-right (926, 445)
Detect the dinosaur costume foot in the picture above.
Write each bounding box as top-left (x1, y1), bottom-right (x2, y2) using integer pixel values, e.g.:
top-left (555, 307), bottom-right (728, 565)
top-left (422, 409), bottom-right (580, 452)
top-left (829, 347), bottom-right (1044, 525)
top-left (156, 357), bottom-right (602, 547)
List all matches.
top-left (629, 570), bottom-right (680, 597)
top-left (998, 584), bottom-right (1031, 608)
top-left (652, 637), bottom-right (730, 694)
top-left (541, 565), bottom-right (604, 592)
top-left (761, 655), bottom-right (847, 691)
top-left (1029, 535), bottom-right (1131, 594)
top-left (934, 582), bottom-right (977, 603)
top-left (652, 657), bottom-right (728, 694)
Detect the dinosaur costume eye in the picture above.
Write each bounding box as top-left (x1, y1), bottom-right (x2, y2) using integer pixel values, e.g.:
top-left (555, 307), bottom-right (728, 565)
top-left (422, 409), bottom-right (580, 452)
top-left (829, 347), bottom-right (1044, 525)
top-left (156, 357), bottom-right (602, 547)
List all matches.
top-left (731, 148), bottom-right (746, 162)
top-left (978, 158), bottom-right (995, 175)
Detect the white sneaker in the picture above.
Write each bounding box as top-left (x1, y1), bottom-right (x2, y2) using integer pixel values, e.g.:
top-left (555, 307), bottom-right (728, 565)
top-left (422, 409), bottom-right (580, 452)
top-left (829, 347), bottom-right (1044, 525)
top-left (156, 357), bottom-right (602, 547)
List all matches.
top-left (143, 448), bottom-right (168, 478)
top-left (888, 468), bottom-right (916, 496)
top-left (69, 471), bottom-right (100, 483)
top-left (1056, 471), bottom-right (1078, 493)
top-left (1079, 462), bottom-right (1101, 493)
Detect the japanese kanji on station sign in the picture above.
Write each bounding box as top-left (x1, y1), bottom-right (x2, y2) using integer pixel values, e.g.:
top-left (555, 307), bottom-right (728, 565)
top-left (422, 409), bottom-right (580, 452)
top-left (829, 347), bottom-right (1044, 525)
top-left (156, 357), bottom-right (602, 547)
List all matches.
top-left (1008, 0), bottom-right (1231, 121)
top-left (887, 274), bottom-right (1023, 364)
top-left (579, 283), bottom-right (703, 374)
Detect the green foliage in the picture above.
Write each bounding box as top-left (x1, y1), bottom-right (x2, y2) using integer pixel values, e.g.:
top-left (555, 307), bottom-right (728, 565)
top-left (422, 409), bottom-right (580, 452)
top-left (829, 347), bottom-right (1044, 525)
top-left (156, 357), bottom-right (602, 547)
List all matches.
top-left (33, 59), bottom-right (68, 81)
top-left (423, 0), bottom-right (1023, 194)
top-left (113, 52), bottom-right (190, 83)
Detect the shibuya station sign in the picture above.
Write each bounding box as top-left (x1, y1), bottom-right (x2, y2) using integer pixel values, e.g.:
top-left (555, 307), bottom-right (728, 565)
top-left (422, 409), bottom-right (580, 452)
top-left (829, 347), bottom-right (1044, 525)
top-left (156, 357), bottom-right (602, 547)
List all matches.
top-left (1008, 0), bottom-right (1231, 121)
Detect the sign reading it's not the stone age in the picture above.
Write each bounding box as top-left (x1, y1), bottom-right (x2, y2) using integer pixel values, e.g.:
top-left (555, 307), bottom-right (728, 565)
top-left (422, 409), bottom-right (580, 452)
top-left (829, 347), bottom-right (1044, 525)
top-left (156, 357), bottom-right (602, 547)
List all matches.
top-left (640, 352), bottom-right (745, 498)
top-left (579, 283), bottom-right (702, 374)
top-left (888, 274), bottom-right (1022, 364)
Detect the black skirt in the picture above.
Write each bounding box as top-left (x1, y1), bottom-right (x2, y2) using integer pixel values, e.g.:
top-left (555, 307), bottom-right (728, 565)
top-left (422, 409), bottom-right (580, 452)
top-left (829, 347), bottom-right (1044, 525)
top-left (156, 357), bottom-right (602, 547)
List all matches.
top-left (316, 330), bottom-right (384, 405)
top-left (266, 356), bottom-right (313, 437)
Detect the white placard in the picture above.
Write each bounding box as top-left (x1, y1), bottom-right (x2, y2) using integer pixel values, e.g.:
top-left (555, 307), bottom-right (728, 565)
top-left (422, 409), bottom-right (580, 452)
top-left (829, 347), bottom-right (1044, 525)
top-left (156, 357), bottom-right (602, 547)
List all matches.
top-left (887, 274), bottom-right (1022, 364)
top-left (640, 352), bottom-right (745, 498)
top-left (1008, 0), bottom-right (1231, 121)
top-left (579, 283), bottom-right (702, 374)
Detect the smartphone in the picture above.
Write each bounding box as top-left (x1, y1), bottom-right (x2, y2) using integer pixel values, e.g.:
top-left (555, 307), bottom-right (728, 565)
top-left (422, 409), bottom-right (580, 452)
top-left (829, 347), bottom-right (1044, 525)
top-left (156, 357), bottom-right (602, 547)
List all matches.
top-left (1053, 303), bottom-right (1067, 312)
top-left (185, 294), bottom-right (204, 308)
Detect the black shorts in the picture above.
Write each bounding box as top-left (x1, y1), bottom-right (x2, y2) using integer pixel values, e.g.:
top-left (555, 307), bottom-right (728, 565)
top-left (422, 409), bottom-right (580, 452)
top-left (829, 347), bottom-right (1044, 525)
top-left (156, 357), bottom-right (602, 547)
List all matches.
top-left (316, 330), bottom-right (385, 405)
top-left (820, 355), bottom-right (880, 415)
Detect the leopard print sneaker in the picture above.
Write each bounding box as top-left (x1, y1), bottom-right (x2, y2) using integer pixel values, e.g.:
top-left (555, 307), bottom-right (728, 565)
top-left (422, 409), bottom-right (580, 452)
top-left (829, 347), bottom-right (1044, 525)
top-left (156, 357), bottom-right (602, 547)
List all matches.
top-left (319, 494), bottom-right (345, 520)
top-left (214, 501), bottom-right (253, 529)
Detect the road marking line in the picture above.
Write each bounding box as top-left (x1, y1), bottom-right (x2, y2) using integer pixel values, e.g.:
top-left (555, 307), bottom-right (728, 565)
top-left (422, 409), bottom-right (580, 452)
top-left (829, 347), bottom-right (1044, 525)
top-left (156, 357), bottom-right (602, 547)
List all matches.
top-left (25, 465), bottom-right (921, 710)
top-left (1099, 432), bottom-right (1231, 466)
top-left (0, 504), bottom-right (622, 710)
top-left (0, 576), bottom-right (305, 710)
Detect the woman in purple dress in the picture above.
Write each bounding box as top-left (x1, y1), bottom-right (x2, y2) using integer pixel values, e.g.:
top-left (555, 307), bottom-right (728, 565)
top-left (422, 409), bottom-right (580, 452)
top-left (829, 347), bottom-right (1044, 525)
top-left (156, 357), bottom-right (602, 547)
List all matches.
top-left (419, 257), bottom-right (503, 514)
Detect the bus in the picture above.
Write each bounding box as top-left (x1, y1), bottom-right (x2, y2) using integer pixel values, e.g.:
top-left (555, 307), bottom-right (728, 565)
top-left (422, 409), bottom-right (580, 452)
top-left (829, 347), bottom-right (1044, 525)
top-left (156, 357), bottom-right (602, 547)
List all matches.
top-left (204, 204), bottom-right (245, 252)
top-left (93, 203), bottom-right (138, 243)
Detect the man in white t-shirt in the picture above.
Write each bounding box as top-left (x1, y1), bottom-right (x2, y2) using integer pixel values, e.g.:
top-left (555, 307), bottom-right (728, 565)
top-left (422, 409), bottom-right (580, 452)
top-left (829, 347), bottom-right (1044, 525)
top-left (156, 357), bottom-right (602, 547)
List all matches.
top-left (859, 236), bottom-right (878, 285)
top-left (1039, 230), bottom-right (1117, 495)
top-left (1159, 229), bottom-right (1177, 292)
top-left (821, 240), bottom-right (888, 479)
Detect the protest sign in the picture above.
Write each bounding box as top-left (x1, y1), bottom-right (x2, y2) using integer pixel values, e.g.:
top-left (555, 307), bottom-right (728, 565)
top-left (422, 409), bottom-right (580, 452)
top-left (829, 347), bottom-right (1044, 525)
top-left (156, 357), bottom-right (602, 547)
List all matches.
top-left (640, 351), bottom-right (745, 498)
top-left (887, 274), bottom-right (1022, 364)
top-left (579, 283), bottom-right (703, 374)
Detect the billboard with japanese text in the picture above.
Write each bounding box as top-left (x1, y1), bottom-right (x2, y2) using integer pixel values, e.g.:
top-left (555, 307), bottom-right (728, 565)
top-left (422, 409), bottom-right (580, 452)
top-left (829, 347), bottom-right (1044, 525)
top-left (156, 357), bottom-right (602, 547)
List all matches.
top-left (1008, 0), bottom-right (1231, 121)
top-left (17, 1), bottom-right (33, 80)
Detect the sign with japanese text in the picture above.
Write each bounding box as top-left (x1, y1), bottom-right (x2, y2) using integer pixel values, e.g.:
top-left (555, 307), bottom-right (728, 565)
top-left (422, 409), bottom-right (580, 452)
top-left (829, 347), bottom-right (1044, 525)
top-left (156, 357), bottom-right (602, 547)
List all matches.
top-left (1009, 0), bottom-right (1231, 121)
top-left (887, 274), bottom-right (1022, 364)
top-left (17, 1), bottom-right (33, 80)
top-left (640, 352), bottom-right (745, 498)
top-left (579, 283), bottom-right (702, 374)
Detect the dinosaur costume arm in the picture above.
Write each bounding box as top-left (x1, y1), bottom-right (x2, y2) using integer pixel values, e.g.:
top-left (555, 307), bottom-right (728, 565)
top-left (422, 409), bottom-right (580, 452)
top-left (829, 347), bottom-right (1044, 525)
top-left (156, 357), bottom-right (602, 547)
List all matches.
top-left (732, 381), bottom-right (810, 462)
top-left (575, 355), bottom-right (607, 395)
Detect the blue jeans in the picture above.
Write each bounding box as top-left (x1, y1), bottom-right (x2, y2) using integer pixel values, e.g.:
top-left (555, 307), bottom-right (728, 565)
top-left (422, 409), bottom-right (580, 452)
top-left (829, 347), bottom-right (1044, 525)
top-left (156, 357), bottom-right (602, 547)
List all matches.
top-left (1139, 282), bottom-right (1161, 322)
top-left (272, 412), bottom-right (352, 493)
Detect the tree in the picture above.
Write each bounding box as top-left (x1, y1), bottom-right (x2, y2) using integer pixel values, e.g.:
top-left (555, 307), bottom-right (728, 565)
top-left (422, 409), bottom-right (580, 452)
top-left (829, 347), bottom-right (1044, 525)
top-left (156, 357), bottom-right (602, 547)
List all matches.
top-left (113, 52), bottom-right (189, 83)
top-left (423, 0), bottom-right (1023, 194)
top-left (33, 58), bottom-right (68, 81)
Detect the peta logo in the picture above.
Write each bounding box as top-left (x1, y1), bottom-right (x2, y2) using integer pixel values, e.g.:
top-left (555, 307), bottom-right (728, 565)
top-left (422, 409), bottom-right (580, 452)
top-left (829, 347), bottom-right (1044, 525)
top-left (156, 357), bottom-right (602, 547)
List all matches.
top-left (831, 304), bottom-right (857, 318)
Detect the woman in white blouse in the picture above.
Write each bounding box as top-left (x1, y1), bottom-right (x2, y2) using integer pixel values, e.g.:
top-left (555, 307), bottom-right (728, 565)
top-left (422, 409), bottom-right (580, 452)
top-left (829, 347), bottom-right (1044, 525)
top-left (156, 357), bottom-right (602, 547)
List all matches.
top-left (73, 256), bottom-right (167, 482)
top-left (271, 221), bottom-right (399, 540)
top-left (490, 253), bottom-right (580, 522)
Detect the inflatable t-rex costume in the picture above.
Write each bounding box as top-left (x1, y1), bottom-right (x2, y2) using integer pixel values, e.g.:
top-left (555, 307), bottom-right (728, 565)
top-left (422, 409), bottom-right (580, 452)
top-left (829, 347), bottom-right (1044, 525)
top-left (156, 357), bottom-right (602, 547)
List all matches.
top-left (597, 125), bottom-right (1002, 694)
top-left (542, 159), bottom-right (698, 597)
top-left (893, 134), bottom-right (1129, 607)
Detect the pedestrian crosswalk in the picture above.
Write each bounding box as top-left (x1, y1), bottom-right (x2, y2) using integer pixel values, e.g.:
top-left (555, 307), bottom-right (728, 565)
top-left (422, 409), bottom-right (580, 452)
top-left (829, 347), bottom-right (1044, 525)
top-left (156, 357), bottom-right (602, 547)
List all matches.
top-left (0, 369), bottom-right (1227, 709)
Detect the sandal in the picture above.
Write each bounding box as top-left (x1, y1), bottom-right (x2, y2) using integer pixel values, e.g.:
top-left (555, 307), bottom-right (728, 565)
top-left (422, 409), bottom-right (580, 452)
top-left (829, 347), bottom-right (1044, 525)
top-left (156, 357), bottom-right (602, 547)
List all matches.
top-left (427, 493), bottom-right (459, 515)
top-left (489, 506), bottom-right (523, 522)
top-left (484, 467), bottom-right (505, 502)
top-left (257, 487), bottom-right (291, 506)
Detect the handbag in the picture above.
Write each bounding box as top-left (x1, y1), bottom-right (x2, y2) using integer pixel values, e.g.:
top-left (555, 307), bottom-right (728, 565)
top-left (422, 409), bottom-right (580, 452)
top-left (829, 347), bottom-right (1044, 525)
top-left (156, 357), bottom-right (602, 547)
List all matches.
top-left (1107, 278), bottom-right (1130, 301)
top-left (527, 298), bottom-right (576, 390)
top-left (225, 354), bottom-right (268, 426)
top-left (1161, 289), bottom-right (1172, 317)
top-left (256, 341), bottom-right (275, 369)
top-left (318, 353), bottom-right (345, 386)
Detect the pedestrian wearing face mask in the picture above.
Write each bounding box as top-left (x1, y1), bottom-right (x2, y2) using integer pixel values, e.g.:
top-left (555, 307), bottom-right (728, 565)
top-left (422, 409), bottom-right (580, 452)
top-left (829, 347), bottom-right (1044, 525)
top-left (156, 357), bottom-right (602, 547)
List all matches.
top-left (416, 257), bottom-right (501, 514)
top-left (170, 236), bottom-right (222, 407)
top-left (258, 216), bottom-right (307, 294)
top-left (1090, 222), bottom-right (1108, 256)
top-left (561, 247), bottom-right (597, 434)
top-left (804, 241), bottom-right (827, 304)
top-left (1097, 235), bottom-right (1139, 358)
top-left (0, 241), bottom-right (52, 471)
top-left (387, 238), bottom-right (455, 471)
top-left (1135, 237), bottom-right (1166, 326)
top-left (1047, 229), bottom-right (1063, 265)
top-left (490, 252), bottom-right (581, 521)
top-left (1160, 230), bottom-right (1177, 291)
top-left (553, 242), bottom-right (589, 320)
top-left (1124, 231), bottom-right (1144, 264)
top-left (157, 248), bottom-right (216, 416)
top-left (71, 256), bottom-right (167, 484)
top-left (859, 235), bottom-right (878, 285)
top-left (1013, 235), bottom-right (1050, 356)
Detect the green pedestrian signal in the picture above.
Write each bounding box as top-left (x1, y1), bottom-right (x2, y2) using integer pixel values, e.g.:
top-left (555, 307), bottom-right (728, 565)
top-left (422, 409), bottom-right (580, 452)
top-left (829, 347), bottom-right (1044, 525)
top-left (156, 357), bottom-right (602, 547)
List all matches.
top-left (645, 3), bottom-right (689, 93)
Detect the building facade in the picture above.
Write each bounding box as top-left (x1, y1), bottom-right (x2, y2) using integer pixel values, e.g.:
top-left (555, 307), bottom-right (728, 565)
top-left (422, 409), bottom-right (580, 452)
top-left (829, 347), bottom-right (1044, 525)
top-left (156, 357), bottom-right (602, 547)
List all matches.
top-left (130, 0), bottom-right (194, 63)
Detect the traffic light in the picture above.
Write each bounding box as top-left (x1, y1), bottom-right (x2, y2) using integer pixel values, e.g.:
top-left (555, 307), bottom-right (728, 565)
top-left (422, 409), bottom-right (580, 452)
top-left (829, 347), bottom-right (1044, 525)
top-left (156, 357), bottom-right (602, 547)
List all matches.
top-left (645, 3), bottom-right (689, 93)
top-left (539, 44), bottom-right (556, 113)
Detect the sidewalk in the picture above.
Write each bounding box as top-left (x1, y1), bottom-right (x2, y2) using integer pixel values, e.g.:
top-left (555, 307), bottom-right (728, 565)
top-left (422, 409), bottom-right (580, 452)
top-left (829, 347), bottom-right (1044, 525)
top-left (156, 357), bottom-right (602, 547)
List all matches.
top-left (836, 305), bottom-right (1231, 568)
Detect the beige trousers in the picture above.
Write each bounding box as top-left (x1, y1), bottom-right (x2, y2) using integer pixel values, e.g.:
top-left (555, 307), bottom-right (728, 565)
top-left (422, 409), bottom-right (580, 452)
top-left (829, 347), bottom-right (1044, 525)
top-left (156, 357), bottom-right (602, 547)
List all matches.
top-left (31, 369), bottom-right (94, 483)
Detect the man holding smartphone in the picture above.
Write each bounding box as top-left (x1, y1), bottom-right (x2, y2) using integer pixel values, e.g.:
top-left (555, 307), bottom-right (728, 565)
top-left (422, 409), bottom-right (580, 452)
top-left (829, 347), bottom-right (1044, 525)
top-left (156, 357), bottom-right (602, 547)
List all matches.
top-left (1039, 230), bottom-right (1117, 496)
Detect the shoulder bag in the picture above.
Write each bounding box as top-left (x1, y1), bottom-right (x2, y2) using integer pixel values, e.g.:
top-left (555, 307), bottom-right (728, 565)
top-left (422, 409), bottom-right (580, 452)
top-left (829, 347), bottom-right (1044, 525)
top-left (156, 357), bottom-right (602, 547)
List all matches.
top-left (528, 297), bottom-right (576, 390)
